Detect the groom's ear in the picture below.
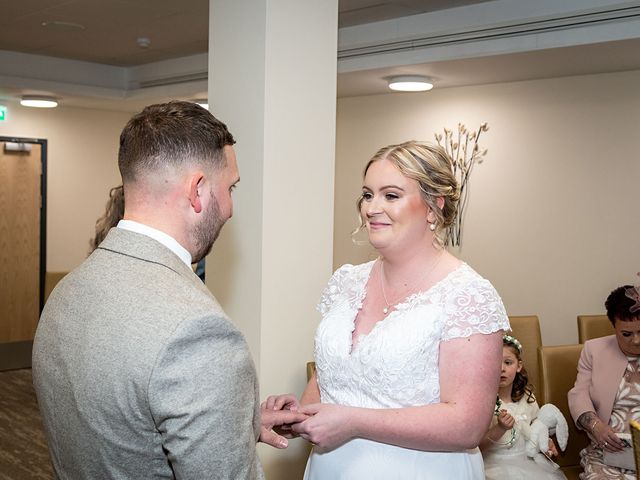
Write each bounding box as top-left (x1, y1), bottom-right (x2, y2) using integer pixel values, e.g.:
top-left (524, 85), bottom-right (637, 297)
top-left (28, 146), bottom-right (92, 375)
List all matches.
top-left (187, 171), bottom-right (205, 214)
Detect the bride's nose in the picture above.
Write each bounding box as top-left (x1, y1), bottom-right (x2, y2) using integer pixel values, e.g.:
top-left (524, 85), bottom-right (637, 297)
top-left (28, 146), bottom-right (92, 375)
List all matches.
top-left (365, 196), bottom-right (382, 217)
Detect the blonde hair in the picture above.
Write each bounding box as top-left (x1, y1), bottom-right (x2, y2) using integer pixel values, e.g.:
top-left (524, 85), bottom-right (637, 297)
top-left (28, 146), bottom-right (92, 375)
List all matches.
top-left (354, 141), bottom-right (460, 247)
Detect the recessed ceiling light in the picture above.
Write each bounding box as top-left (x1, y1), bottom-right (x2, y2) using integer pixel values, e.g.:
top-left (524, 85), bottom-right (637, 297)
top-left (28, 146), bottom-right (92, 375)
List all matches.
top-left (388, 75), bottom-right (434, 92)
top-left (20, 96), bottom-right (59, 108)
top-left (137, 37), bottom-right (151, 49)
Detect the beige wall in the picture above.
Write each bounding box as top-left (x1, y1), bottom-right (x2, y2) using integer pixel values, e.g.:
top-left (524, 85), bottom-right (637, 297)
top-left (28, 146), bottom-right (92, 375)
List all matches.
top-left (0, 101), bottom-right (130, 272)
top-left (1, 69), bottom-right (636, 346)
top-left (334, 69), bottom-right (640, 345)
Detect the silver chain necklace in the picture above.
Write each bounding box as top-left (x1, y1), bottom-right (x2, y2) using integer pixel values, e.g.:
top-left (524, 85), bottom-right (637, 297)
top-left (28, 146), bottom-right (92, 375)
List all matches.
top-left (379, 253), bottom-right (444, 315)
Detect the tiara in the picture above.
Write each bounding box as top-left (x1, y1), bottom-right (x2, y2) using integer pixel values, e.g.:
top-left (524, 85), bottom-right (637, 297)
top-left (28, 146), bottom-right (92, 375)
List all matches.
top-left (625, 273), bottom-right (640, 313)
top-left (503, 334), bottom-right (522, 353)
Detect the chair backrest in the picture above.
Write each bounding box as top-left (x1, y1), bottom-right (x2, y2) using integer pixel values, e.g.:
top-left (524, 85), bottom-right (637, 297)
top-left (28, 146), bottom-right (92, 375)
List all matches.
top-left (537, 344), bottom-right (589, 470)
top-left (44, 271), bottom-right (67, 304)
top-left (306, 361), bottom-right (316, 381)
top-left (631, 419), bottom-right (640, 473)
top-left (577, 315), bottom-right (615, 343)
top-left (508, 315), bottom-right (542, 396)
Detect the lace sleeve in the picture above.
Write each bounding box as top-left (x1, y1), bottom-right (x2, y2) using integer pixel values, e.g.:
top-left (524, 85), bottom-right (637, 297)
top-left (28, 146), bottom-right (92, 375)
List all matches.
top-left (441, 277), bottom-right (510, 341)
top-left (316, 264), bottom-right (355, 317)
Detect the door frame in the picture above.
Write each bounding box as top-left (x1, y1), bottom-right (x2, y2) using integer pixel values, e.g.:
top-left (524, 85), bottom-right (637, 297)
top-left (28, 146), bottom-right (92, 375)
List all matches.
top-left (0, 136), bottom-right (47, 370)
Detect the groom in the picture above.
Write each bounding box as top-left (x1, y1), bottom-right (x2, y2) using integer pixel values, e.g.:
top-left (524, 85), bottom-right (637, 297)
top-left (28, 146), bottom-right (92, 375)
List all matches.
top-left (33, 101), bottom-right (305, 479)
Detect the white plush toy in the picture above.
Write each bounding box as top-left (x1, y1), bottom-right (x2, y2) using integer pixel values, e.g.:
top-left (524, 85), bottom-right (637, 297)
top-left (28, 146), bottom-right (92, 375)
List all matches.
top-left (524, 403), bottom-right (569, 469)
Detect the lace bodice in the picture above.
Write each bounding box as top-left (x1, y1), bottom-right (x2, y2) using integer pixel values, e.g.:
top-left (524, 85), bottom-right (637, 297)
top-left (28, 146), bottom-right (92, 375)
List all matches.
top-left (314, 261), bottom-right (509, 408)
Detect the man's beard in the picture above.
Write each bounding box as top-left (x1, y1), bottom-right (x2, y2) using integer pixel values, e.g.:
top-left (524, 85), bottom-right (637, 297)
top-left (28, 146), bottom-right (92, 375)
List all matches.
top-left (192, 190), bottom-right (225, 263)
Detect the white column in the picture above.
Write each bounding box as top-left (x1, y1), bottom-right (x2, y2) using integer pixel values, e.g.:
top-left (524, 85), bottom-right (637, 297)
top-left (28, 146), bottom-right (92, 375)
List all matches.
top-left (208, 1), bottom-right (338, 477)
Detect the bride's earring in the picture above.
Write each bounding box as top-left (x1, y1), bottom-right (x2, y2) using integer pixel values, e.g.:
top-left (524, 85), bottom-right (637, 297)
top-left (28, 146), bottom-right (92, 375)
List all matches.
top-left (429, 221), bottom-right (436, 231)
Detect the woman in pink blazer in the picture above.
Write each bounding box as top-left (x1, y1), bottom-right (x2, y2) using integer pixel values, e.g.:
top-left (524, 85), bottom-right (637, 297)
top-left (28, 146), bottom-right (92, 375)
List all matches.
top-left (568, 284), bottom-right (640, 479)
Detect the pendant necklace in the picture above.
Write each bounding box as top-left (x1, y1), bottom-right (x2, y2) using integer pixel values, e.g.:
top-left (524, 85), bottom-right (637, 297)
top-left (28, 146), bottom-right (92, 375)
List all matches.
top-left (379, 253), bottom-right (444, 315)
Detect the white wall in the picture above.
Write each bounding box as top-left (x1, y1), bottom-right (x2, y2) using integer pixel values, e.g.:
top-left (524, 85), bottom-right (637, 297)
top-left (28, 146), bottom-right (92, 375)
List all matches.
top-left (0, 101), bottom-right (130, 271)
top-left (208, 2), bottom-right (337, 478)
top-left (334, 69), bottom-right (640, 345)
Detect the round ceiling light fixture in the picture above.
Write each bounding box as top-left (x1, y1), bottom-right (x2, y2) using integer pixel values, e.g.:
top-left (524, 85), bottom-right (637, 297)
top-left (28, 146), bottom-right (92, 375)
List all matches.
top-left (137, 37), bottom-right (151, 49)
top-left (388, 75), bottom-right (433, 92)
top-left (20, 95), bottom-right (59, 108)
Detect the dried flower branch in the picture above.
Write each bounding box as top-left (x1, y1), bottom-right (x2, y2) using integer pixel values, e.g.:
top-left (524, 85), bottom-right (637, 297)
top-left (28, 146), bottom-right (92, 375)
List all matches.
top-left (435, 122), bottom-right (489, 246)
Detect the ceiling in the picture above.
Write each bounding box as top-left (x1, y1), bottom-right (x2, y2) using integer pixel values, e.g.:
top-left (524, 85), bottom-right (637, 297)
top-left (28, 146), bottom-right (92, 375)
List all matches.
top-left (337, 37), bottom-right (640, 96)
top-left (1, 0), bottom-right (640, 108)
top-left (0, 0), bottom-right (492, 67)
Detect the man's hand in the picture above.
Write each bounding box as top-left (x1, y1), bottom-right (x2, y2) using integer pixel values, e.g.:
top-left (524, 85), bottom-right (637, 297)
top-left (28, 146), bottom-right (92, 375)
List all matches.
top-left (259, 407), bottom-right (309, 449)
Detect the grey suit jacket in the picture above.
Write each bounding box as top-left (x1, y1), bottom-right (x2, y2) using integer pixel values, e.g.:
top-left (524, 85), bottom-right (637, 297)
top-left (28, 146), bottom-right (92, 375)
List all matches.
top-left (33, 228), bottom-right (263, 479)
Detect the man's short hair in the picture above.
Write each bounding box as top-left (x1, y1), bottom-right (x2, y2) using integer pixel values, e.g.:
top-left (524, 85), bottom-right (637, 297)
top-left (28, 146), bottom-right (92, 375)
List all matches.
top-left (118, 101), bottom-right (236, 183)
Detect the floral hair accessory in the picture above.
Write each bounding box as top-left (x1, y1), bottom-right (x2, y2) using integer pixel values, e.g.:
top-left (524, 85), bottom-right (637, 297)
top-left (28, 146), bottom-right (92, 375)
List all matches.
top-left (625, 272), bottom-right (640, 313)
top-left (503, 334), bottom-right (522, 353)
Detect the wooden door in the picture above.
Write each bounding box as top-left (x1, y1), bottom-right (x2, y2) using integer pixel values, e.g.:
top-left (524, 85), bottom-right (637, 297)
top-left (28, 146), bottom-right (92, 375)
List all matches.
top-left (0, 143), bottom-right (42, 345)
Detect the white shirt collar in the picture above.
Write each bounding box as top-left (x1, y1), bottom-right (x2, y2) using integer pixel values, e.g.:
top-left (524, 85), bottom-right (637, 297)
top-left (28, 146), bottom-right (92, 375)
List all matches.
top-left (117, 220), bottom-right (192, 267)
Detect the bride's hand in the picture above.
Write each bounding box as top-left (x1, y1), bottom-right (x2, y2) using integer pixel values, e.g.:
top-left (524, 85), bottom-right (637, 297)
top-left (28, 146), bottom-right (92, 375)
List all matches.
top-left (261, 393), bottom-right (300, 412)
top-left (259, 408), bottom-right (309, 448)
top-left (292, 403), bottom-right (356, 450)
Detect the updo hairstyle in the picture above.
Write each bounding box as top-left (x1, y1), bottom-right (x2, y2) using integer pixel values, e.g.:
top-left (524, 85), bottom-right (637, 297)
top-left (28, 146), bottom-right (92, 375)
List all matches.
top-left (354, 141), bottom-right (460, 247)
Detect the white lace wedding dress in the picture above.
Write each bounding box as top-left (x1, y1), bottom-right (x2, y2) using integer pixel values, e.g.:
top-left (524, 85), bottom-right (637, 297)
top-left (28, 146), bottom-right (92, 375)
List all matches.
top-left (303, 260), bottom-right (510, 480)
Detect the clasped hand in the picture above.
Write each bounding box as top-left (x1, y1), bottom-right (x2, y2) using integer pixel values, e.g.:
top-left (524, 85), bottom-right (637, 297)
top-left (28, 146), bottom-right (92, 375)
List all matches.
top-left (260, 394), bottom-right (356, 451)
top-left (259, 394), bottom-right (308, 449)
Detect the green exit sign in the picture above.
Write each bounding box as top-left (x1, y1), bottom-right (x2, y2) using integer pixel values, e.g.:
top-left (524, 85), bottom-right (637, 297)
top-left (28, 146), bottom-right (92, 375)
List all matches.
top-left (0, 105), bottom-right (6, 121)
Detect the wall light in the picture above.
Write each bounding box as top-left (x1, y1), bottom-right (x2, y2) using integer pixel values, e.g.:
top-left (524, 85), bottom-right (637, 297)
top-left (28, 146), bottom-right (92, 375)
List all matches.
top-left (388, 75), bottom-right (433, 92)
top-left (20, 95), bottom-right (59, 108)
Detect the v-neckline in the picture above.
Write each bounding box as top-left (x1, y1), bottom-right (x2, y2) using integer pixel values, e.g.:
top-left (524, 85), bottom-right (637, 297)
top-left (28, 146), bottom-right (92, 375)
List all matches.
top-left (348, 260), bottom-right (465, 354)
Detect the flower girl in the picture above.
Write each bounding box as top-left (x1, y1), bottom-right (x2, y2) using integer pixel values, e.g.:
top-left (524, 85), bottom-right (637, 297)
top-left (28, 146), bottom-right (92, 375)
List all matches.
top-left (481, 335), bottom-right (567, 480)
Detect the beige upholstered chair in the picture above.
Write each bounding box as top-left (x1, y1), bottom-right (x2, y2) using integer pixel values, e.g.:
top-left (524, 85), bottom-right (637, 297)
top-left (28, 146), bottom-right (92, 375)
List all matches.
top-left (577, 315), bottom-right (615, 343)
top-left (537, 344), bottom-right (588, 480)
top-left (508, 315), bottom-right (543, 395)
top-left (44, 271), bottom-right (68, 304)
top-left (306, 361), bottom-right (316, 382)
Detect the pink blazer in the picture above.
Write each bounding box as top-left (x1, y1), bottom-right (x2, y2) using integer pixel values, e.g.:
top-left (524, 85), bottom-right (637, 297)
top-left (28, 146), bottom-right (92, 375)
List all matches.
top-left (568, 335), bottom-right (628, 428)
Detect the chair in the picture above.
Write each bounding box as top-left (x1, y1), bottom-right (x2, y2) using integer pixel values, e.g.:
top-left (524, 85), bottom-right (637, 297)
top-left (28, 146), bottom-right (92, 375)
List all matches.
top-left (508, 315), bottom-right (542, 395)
top-left (44, 271), bottom-right (68, 304)
top-left (577, 315), bottom-right (615, 343)
top-left (306, 361), bottom-right (316, 381)
top-left (537, 344), bottom-right (588, 480)
top-left (630, 419), bottom-right (640, 475)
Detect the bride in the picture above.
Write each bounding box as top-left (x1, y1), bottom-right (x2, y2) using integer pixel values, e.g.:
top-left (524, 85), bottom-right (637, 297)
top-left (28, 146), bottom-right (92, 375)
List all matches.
top-left (287, 141), bottom-right (509, 478)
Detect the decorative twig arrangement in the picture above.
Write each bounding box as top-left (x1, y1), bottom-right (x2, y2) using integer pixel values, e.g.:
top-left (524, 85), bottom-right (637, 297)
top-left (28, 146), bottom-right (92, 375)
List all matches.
top-left (435, 122), bottom-right (489, 247)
